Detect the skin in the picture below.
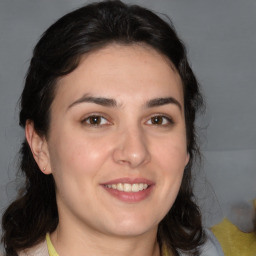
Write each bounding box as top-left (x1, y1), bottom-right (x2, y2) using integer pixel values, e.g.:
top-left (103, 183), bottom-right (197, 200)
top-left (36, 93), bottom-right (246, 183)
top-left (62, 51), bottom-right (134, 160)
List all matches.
top-left (26, 44), bottom-right (189, 256)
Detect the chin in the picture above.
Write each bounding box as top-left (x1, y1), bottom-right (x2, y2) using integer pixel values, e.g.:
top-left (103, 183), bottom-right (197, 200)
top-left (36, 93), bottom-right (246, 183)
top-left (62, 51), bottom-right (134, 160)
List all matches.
top-left (106, 217), bottom-right (158, 237)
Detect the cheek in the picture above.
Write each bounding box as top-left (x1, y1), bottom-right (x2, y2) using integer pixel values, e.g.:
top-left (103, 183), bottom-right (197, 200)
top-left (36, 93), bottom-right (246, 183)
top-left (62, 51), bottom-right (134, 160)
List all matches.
top-left (150, 138), bottom-right (186, 222)
top-left (48, 132), bottom-right (112, 178)
top-left (152, 133), bottom-right (187, 196)
top-left (153, 134), bottom-right (188, 168)
top-left (47, 136), bottom-right (109, 206)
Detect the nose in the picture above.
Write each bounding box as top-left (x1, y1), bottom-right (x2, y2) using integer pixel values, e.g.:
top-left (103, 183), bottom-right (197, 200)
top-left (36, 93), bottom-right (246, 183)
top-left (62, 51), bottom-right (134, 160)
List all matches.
top-left (112, 127), bottom-right (151, 168)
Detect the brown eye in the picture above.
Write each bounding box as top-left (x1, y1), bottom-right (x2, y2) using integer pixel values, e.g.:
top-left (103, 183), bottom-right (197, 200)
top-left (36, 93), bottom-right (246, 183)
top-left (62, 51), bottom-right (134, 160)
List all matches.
top-left (83, 115), bottom-right (109, 126)
top-left (151, 116), bottom-right (164, 125)
top-left (146, 115), bottom-right (173, 126)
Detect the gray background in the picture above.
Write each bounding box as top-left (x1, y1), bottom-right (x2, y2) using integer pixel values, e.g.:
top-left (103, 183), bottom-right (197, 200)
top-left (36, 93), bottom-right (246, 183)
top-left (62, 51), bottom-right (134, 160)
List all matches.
top-left (0, 0), bottom-right (255, 233)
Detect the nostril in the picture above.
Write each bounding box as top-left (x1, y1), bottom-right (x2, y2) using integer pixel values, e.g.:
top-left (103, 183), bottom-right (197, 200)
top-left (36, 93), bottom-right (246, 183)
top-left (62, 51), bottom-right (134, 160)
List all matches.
top-left (119, 159), bottom-right (130, 165)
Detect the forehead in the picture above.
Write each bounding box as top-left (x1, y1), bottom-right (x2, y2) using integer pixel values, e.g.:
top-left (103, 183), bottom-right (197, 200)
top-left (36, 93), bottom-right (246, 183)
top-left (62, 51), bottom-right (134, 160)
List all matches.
top-left (53, 43), bottom-right (184, 108)
top-left (79, 43), bottom-right (178, 79)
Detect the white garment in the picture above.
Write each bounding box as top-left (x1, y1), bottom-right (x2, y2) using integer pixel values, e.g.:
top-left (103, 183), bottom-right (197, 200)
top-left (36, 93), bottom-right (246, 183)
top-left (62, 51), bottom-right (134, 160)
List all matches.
top-left (200, 229), bottom-right (224, 256)
top-left (178, 229), bottom-right (224, 256)
top-left (18, 240), bottom-right (48, 256)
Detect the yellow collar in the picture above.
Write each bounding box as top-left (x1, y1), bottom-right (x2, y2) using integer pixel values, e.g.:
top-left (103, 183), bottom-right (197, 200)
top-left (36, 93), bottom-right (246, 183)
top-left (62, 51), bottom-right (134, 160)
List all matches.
top-left (46, 233), bottom-right (59, 256)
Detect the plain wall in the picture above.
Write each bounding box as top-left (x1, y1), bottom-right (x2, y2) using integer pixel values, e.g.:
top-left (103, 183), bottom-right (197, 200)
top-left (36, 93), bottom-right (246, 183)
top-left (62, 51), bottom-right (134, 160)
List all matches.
top-left (0, 0), bottom-right (255, 232)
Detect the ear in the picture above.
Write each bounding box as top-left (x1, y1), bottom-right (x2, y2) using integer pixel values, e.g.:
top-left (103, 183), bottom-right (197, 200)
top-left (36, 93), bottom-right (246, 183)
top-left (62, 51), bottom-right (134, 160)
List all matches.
top-left (25, 120), bottom-right (52, 175)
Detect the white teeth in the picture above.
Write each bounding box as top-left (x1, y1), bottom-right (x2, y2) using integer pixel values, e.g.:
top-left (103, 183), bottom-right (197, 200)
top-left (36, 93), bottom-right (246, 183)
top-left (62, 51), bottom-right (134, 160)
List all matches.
top-left (123, 183), bottom-right (131, 192)
top-left (105, 183), bottom-right (149, 192)
top-left (132, 183), bottom-right (139, 192)
top-left (117, 183), bottom-right (123, 191)
top-left (139, 183), bottom-right (144, 190)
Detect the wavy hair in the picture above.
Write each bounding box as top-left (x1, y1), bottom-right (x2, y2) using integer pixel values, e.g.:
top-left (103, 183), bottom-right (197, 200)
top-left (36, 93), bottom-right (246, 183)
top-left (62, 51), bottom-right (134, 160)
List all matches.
top-left (2, 1), bottom-right (205, 255)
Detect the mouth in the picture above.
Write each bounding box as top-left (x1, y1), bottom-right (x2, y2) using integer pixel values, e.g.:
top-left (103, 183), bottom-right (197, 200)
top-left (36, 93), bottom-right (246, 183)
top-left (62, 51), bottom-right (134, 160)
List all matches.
top-left (104, 183), bottom-right (149, 192)
top-left (101, 178), bottom-right (154, 203)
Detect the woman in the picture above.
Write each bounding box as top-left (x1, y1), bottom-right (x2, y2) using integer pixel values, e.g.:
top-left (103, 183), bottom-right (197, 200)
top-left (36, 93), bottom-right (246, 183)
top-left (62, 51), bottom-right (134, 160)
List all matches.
top-left (1, 1), bottom-right (223, 255)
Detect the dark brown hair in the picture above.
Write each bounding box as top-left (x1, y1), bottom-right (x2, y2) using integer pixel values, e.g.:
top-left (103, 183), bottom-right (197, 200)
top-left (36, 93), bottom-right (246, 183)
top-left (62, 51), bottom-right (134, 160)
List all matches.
top-left (2, 1), bottom-right (205, 255)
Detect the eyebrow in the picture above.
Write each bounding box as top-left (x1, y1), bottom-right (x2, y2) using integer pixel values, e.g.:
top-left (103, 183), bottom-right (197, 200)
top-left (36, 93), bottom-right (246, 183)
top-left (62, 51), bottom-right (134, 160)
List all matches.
top-left (67, 95), bottom-right (182, 111)
top-left (67, 95), bottom-right (118, 110)
top-left (146, 97), bottom-right (182, 110)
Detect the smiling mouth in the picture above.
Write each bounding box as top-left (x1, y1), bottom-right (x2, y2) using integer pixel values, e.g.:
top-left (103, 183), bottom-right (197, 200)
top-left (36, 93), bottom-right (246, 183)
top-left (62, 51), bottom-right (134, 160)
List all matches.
top-left (104, 183), bottom-right (149, 192)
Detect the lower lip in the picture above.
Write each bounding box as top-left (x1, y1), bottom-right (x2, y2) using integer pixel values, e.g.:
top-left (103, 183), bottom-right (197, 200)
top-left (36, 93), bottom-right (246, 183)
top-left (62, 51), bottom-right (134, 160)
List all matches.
top-left (102, 185), bottom-right (154, 203)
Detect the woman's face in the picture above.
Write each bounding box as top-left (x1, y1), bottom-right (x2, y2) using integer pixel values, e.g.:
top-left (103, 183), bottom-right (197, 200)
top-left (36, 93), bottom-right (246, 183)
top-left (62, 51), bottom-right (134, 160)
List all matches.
top-left (43, 44), bottom-right (189, 237)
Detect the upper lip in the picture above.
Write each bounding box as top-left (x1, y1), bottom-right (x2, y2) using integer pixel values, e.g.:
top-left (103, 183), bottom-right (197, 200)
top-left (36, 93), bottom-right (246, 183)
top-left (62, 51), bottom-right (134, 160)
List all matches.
top-left (101, 177), bottom-right (154, 186)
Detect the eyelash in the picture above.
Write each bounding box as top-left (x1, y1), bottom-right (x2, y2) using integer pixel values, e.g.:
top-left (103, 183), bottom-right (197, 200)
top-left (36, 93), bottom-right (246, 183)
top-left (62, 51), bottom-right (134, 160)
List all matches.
top-left (81, 114), bottom-right (174, 127)
top-left (81, 115), bottom-right (111, 126)
top-left (145, 115), bottom-right (174, 126)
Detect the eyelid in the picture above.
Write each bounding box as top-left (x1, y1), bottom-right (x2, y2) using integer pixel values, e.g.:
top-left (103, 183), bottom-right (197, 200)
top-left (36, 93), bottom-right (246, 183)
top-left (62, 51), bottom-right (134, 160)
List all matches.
top-left (81, 113), bottom-right (112, 126)
top-left (145, 114), bottom-right (174, 126)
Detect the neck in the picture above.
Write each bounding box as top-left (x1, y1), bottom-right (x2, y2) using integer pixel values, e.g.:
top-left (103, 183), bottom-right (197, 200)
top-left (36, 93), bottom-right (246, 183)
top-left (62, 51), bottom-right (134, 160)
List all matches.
top-left (51, 222), bottom-right (160, 256)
